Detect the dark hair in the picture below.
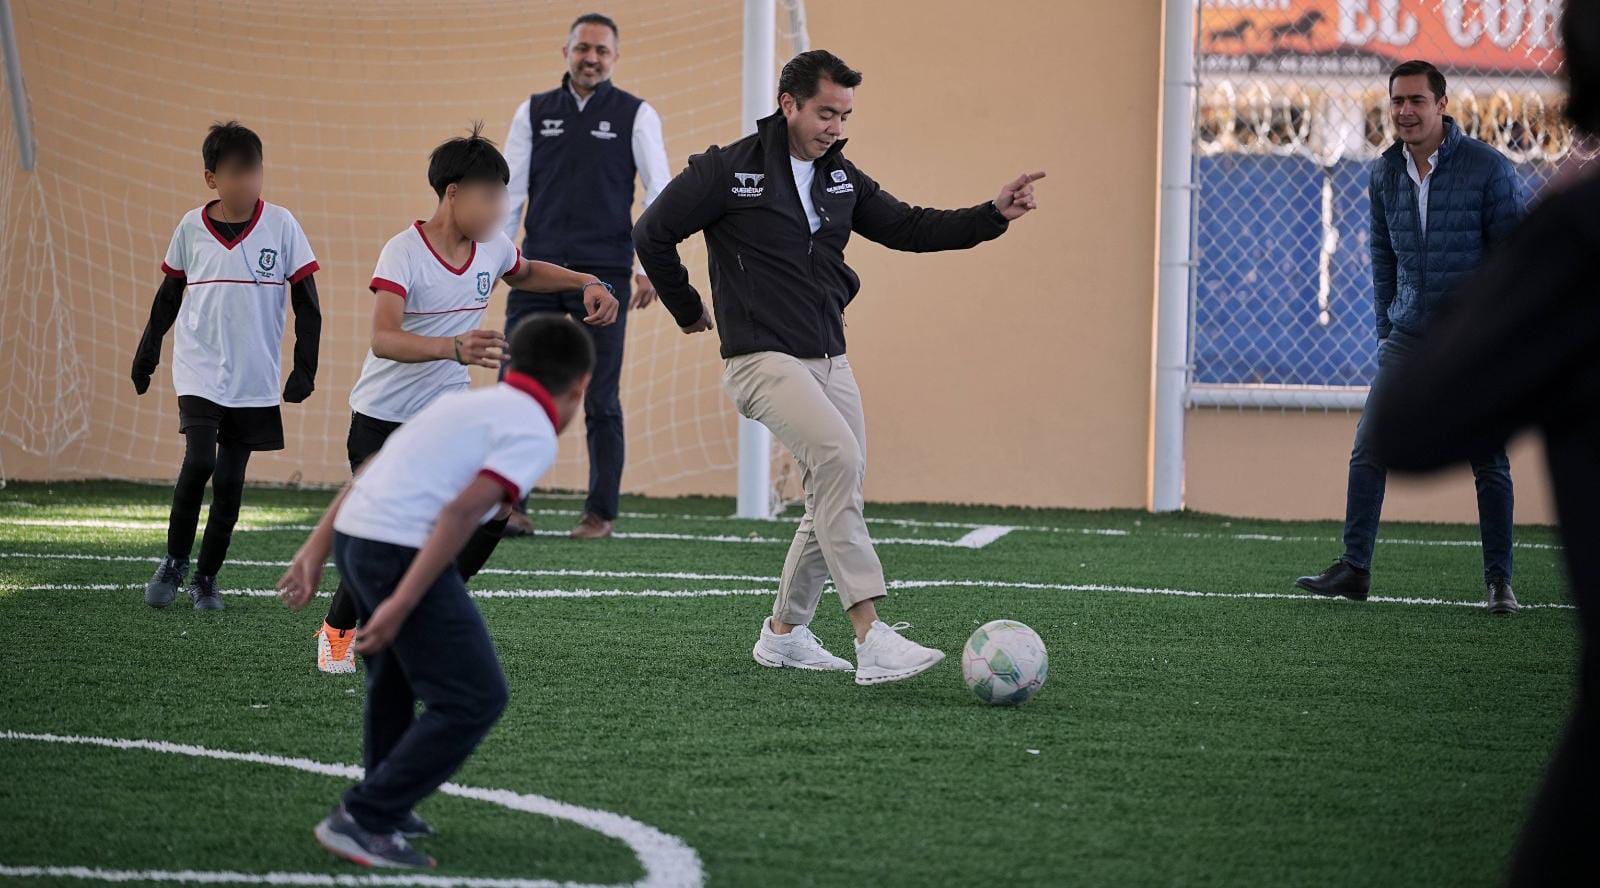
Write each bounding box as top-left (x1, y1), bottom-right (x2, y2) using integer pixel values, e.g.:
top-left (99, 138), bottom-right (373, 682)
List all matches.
top-left (777, 50), bottom-right (862, 106)
top-left (202, 120), bottom-right (262, 172)
top-left (1565, 0), bottom-right (1599, 135)
top-left (509, 313), bottom-right (595, 396)
top-left (427, 121), bottom-right (510, 199)
top-left (1388, 60), bottom-right (1447, 100)
top-left (569, 12), bottom-right (618, 42)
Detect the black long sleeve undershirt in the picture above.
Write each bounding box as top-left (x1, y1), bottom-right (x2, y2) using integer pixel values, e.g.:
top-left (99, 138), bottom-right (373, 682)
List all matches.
top-left (130, 272), bottom-right (323, 400)
top-left (131, 275), bottom-right (185, 392)
top-left (284, 273), bottom-right (322, 402)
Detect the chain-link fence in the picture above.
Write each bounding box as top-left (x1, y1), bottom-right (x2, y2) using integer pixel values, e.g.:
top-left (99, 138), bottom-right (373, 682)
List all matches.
top-left (1188, 0), bottom-right (1589, 408)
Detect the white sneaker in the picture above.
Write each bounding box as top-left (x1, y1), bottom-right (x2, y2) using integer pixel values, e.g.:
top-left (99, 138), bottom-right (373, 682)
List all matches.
top-left (752, 617), bottom-right (854, 671)
top-left (853, 621), bottom-right (945, 686)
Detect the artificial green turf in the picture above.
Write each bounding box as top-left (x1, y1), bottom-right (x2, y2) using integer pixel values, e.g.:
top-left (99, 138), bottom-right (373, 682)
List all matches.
top-left (0, 480), bottom-right (1579, 887)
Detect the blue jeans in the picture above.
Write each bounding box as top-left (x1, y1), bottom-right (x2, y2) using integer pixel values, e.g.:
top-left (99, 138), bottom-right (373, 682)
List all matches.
top-left (1343, 330), bottom-right (1515, 581)
top-left (334, 532), bottom-right (508, 833)
top-left (503, 267), bottom-right (630, 521)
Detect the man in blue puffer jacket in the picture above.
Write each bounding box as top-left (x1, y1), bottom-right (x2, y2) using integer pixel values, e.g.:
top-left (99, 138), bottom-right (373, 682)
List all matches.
top-left (1295, 60), bottom-right (1527, 612)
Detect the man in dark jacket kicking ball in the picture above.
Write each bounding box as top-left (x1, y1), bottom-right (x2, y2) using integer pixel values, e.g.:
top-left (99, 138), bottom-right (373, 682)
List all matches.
top-left (633, 49), bottom-right (1044, 685)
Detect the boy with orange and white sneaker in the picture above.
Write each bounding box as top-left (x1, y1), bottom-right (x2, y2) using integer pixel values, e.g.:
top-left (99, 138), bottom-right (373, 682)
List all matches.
top-left (314, 124), bottom-right (618, 673)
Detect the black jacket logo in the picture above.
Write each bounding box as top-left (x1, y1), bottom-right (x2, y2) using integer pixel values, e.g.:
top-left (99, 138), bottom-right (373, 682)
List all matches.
top-left (732, 172), bottom-right (765, 197)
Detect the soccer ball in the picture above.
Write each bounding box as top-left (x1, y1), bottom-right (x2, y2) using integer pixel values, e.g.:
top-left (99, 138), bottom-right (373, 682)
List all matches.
top-left (962, 620), bottom-right (1048, 706)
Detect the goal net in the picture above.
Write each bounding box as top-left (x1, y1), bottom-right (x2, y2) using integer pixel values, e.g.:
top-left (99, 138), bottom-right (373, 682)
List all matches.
top-left (0, 0), bottom-right (803, 511)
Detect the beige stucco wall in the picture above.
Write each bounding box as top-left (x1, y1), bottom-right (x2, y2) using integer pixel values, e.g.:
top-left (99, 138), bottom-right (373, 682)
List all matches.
top-left (1186, 408), bottom-right (1555, 524)
top-left (783, 0), bottom-right (1164, 508)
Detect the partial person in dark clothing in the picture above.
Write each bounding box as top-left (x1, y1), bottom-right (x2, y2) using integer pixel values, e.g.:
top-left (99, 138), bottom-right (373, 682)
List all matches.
top-left (1368, 4), bottom-right (1600, 883)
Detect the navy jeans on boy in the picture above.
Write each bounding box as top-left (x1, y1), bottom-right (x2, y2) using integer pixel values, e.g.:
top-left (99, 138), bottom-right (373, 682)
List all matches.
top-left (333, 531), bottom-right (509, 832)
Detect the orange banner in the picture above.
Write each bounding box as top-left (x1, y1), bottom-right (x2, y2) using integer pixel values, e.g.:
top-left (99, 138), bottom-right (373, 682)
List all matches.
top-left (1199, 0), bottom-right (1565, 75)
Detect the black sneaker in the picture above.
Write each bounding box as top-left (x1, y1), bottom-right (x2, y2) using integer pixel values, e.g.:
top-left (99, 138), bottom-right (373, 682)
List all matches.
top-left (144, 555), bottom-right (188, 609)
top-left (187, 574), bottom-right (225, 611)
top-left (313, 804), bottom-right (436, 869)
top-left (398, 810), bottom-right (435, 839)
top-left (1294, 559), bottom-right (1371, 601)
top-left (1486, 579), bottom-right (1520, 616)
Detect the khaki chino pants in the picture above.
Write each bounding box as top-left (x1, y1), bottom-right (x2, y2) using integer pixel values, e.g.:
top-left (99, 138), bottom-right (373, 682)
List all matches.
top-left (721, 351), bottom-right (887, 625)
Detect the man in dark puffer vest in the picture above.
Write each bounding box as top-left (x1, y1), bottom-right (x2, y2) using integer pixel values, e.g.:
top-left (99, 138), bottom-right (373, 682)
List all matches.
top-left (499, 12), bottom-right (672, 540)
top-left (1296, 59), bottom-right (1527, 611)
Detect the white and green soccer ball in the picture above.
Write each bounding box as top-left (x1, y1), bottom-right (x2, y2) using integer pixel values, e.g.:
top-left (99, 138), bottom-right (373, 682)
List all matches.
top-left (962, 620), bottom-right (1048, 706)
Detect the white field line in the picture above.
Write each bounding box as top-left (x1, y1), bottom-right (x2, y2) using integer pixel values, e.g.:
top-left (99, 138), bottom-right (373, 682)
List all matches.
top-left (0, 512), bottom-right (1560, 552)
top-left (1, 867), bottom-right (533, 886)
top-left (538, 508), bottom-right (1021, 533)
top-left (0, 730), bottom-right (703, 888)
top-left (1, 583), bottom-right (773, 601)
top-left (0, 518), bottom-right (321, 531)
top-left (0, 561), bottom-right (1574, 611)
top-left (483, 507), bottom-right (1571, 552)
top-left (1147, 529), bottom-right (1563, 551)
top-left (952, 526), bottom-right (1014, 549)
top-left (0, 552), bottom-right (777, 581)
top-left (886, 578), bottom-right (1576, 610)
top-left (0, 518), bottom-right (1011, 550)
top-left (0, 499), bottom-right (1005, 531)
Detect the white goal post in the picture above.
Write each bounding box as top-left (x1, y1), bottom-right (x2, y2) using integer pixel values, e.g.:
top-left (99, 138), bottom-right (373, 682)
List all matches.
top-left (737, 0), bottom-right (811, 519)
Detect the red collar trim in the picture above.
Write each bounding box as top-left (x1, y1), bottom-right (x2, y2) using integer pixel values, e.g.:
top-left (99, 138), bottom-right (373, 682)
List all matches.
top-left (202, 199), bottom-right (264, 250)
top-left (503, 371), bottom-right (560, 427)
top-left (413, 220), bottom-right (475, 275)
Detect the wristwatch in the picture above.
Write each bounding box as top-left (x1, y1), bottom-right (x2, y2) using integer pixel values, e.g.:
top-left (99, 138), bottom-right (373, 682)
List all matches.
top-left (985, 200), bottom-right (1009, 224)
top-left (583, 280), bottom-right (615, 296)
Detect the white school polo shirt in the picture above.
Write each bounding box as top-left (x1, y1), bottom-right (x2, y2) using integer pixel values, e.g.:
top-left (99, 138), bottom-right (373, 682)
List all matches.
top-left (347, 223), bottom-right (524, 422)
top-left (159, 199), bottom-right (319, 407)
top-left (334, 371), bottom-right (559, 550)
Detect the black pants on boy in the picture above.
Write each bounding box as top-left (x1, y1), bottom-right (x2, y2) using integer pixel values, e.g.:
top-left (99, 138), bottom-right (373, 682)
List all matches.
top-left (333, 531), bottom-right (508, 831)
top-left (166, 426), bottom-right (252, 576)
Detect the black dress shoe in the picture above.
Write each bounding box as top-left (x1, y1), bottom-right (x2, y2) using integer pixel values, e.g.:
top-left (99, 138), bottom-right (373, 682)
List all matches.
top-left (1486, 578), bottom-right (1519, 615)
top-left (1295, 559), bottom-right (1371, 601)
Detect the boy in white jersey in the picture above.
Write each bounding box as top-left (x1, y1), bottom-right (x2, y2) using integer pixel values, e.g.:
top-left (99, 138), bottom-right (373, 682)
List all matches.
top-left (314, 124), bottom-right (619, 672)
top-left (277, 314), bottom-right (594, 869)
top-left (133, 121), bottom-right (321, 611)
